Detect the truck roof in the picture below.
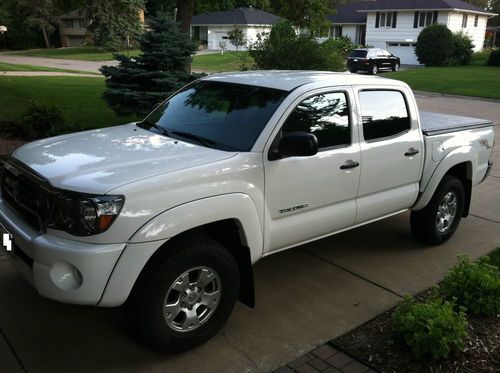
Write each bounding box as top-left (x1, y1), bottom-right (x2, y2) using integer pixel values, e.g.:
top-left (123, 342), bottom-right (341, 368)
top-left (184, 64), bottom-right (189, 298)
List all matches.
top-left (201, 70), bottom-right (405, 91)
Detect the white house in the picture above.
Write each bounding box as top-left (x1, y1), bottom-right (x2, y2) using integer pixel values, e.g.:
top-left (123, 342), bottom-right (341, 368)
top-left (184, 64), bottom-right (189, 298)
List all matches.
top-left (191, 7), bottom-right (280, 51)
top-left (329, 0), bottom-right (497, 65)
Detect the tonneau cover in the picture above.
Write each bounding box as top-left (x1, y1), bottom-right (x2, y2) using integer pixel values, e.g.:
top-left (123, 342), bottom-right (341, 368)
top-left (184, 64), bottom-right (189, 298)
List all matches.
top-left (420, 111), bottom-right (493, 136)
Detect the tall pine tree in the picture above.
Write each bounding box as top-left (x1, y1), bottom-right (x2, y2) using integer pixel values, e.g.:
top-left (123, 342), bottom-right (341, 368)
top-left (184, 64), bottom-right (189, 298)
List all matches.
top-left (100, 13), bottom-right (197, 117)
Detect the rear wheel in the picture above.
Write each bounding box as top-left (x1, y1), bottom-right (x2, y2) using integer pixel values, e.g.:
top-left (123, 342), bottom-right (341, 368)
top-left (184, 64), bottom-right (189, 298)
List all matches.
top-left (370, 64), bottom-right (379, 75)
top-left (349, 68), bottom-right (357, 73)
top-left (128, 237), bottom-right (239, 353)
top-left (411, 175), bottom-right (465, 245)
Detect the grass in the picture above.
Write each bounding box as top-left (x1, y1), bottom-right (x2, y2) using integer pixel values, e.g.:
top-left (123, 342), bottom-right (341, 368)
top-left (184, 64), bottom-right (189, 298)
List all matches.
top-left (192, 51), bottom-right (253, 72)
top-left (386, 64), bottom-right (500, 100)
top-left (0, 61), bottom-right (99, 74)
top-left (8, 47), bottom-right (140, 62)
top-left (488, 247), bottom-right (500, 267)
top-left (0, 76), bottom-right (138, 132)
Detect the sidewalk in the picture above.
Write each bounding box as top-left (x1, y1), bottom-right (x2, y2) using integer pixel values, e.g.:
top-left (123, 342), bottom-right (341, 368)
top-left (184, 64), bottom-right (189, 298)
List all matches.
top-left (0, 95), bottom-right (499, 373)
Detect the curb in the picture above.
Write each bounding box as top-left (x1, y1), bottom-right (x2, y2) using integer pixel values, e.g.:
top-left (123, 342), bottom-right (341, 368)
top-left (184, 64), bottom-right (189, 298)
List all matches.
top-left (413, 90), bottom-right (500, 103)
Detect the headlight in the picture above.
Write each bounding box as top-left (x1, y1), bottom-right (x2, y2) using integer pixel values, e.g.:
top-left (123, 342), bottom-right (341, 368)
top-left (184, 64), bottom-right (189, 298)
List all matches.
top-left (49, 193), bottom-right (125, 236)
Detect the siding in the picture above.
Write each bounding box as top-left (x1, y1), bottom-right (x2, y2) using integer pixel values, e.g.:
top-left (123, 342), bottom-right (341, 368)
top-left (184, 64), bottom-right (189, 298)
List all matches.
top-left (446, 12), bottom-right (488, 51)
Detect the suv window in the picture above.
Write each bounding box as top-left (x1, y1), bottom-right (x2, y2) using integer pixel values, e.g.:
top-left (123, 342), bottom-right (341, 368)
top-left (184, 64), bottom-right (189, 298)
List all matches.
top-left (359, 90), bottom-right (410, 141)
top-left (350, 50), bottom-right (367, 58)
top-left (282, 92), bottom-right (350, 149)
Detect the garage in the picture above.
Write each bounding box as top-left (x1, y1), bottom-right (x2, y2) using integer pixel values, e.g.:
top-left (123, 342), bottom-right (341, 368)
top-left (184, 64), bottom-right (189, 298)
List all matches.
top-left (386, 42), bottom-right (421, 65)
top-left (212, 32), bottom-right (233, 50)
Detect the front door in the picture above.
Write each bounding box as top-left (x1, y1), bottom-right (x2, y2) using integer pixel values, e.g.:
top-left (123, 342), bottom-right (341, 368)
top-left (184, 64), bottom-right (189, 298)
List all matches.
top-left (264, 89), bottom-right (361, 252)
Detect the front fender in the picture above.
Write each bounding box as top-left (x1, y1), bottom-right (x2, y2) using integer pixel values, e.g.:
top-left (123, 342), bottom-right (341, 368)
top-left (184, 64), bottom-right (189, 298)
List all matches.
top-left (412, 146), bottom-right (476, 211)
top-left (99, 194), bottom-right (263, 307)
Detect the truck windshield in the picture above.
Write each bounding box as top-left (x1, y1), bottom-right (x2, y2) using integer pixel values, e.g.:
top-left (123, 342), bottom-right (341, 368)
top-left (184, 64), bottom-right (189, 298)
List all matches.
top-left (138, 81), bottom-right (288, 152)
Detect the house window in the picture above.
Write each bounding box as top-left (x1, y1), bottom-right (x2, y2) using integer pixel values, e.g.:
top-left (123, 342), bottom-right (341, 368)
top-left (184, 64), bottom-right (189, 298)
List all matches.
top-left (414, 11), bottom-right (438, 28)
top-left (376, 12), bottom-right (397, 28)
top-left (474, 15), bottom-right (479, 27)
top-left (462, 13), bottom-right (468, 28)
top-left (332, 25), bottom-right (343, 38)
top-left (64, 19), bottom-right (74, 28)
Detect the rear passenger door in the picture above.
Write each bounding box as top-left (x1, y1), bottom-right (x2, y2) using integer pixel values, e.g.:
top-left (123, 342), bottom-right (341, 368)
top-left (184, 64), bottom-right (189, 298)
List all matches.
top-left (354, 87), bottom-right (424, 224)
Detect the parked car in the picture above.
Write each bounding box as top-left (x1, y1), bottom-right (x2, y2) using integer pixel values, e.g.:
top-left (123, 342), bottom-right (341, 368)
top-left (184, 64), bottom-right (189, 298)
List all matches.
top-left (0, 71), bottom-right (494, 353)
top-left (348, 48), bottom-right (401, 74)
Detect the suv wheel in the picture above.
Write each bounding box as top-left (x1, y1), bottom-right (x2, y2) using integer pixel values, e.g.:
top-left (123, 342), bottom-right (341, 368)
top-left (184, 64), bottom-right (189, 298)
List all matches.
top-left (370, 64), bottom-right (379, 75)
top-left (410, 175), bottom-right (465, 245)
top-left (392, 63), bottom-right (400, 72)
top-left (128, 237), bottom-right (239, 353)
top-left (349, 68), bottom-right (357, 73)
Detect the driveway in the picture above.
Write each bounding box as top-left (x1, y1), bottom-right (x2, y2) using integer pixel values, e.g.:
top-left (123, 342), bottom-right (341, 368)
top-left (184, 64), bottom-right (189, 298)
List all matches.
top-left (1, 95), bottom-right (499, 373)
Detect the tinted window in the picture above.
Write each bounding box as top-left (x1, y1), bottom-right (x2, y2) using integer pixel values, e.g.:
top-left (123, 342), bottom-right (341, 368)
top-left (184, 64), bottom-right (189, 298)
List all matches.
top-left (350, 50), bottom-right (367, 58)
top-left (282, 92), bottom-right (350, 149)
top-left (140, 81), bottom-right (288, 151)
top-left (359, 90), bottom-right (410, 141)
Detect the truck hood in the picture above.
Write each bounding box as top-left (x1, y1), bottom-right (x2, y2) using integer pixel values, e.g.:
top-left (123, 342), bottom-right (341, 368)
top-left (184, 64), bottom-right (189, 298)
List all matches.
top-left (13, 124), bottom-right (237, 194)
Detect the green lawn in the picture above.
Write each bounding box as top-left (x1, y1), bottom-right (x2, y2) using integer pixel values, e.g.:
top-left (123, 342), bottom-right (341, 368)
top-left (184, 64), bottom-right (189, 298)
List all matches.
top-left (8, 47), bottom-right (141, 62)
top-left (0, 76), bottom-right (138, 132)
top-left (386, 64), bottom-right (500, 100)
top-left (192, 52), bottom-right (253, 72)
top-left (0, 61), bottom-right (99, 74)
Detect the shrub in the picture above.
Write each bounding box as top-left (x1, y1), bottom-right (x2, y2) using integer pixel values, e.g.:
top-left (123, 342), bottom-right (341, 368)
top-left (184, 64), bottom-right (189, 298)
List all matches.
top-left (415, 24), bottom-right (454, 66)
top-left (441, 255), bottom-right (500, 316)
top-left (471, 48), bottom-right (496, 64)
top-left (21, 102), bottom-right (65, 139)
top-left (487, 49), bottom-right (500, 66)
top-left (449, 31), bottom-right (474, 65)
top-left (393, 295), bottom-right (468, 359)
top-left (250, 21), bottom-right (345, 71)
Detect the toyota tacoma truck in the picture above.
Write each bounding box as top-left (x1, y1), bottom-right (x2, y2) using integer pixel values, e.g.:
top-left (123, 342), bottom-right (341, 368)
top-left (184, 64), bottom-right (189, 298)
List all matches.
top-left (0, 72), bottom-right (494, 352)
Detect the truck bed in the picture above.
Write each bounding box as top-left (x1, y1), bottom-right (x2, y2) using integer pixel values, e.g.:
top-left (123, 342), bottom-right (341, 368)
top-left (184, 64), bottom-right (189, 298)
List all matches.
top-left (420, 112), bottom-right (493, 136)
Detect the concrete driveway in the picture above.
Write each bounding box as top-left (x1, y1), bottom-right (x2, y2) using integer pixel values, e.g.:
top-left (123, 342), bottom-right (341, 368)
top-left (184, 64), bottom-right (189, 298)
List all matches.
top-left (1, 94), bottom-right (499, 373)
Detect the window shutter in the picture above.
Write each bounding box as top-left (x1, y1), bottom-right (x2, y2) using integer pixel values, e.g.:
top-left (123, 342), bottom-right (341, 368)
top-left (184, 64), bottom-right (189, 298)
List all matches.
top-left (375, 12), bottom-right (380, 28)
top-left (413, 11), bottom-right (419, 28)
top-left (392, 12), bottom-right (397, 28)
top-left (433, 11), bottom-right (438, 24)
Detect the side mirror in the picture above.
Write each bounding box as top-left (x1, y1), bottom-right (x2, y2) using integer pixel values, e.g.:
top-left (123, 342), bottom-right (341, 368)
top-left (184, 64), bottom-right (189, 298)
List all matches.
top-left (276, 132), bottom-right (318, 159)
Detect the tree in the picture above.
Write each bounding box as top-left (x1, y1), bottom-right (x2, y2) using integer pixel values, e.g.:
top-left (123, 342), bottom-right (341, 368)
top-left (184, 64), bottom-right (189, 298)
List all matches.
top-left (250, 20), bottom-right (345, 71)
top-left (450, 31), bottom-right (474, 65)
top-left (84, 0), bottom-right (144, 50)
top-left (415, 24), bottom-right (454, 66)
top-left (272, 0), bottom-right (332, 31)
top-left (17, 0), bottom-right (60, 48)
top-left (228, 25), bottom-right (247, 50)
top-left (100, 12), bottom-right (197, 116)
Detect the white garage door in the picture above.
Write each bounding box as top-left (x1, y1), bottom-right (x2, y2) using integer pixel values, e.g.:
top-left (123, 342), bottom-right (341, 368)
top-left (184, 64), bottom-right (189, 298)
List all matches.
top-left (387, 43), bottom-right (420, 65)
top-left (213, 32), bottom-right (236, 51)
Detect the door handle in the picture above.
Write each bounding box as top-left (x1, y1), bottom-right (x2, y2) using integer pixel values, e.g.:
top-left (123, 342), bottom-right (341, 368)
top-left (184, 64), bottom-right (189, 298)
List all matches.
top-left (340, 160), bottom-right (360, 170)
top-left (405, 148), bottom-right (419, 157)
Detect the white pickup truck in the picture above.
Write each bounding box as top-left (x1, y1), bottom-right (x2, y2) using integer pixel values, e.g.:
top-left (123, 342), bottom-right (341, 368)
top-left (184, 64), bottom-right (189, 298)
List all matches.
top-left (0, 72), bottom-right (494, 352)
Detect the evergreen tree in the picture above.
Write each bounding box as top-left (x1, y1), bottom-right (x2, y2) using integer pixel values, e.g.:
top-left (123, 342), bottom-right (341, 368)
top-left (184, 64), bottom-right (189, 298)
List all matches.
top-left (100, 12), bottom-right (197, 117)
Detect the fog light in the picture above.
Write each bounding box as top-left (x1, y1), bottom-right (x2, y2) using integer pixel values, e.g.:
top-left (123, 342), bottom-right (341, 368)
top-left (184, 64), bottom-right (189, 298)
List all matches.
top-left (49, 262), bottom-right (83, 290)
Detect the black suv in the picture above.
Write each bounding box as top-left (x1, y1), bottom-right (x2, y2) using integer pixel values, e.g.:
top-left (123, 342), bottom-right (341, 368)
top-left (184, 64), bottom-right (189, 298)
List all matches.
top-left (347, 48), bottom-right (400, 75)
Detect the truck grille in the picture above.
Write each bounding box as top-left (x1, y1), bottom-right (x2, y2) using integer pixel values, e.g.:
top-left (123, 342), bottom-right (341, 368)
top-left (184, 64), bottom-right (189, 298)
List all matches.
top-left (1, 159), bottom-right (54, 232)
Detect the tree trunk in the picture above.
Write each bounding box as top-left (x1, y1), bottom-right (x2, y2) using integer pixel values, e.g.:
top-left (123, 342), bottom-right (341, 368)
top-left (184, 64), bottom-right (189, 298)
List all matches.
top-left (176, 0), bottom-right (194, 74)
top-left (41, 26), bottom-right (50, 48)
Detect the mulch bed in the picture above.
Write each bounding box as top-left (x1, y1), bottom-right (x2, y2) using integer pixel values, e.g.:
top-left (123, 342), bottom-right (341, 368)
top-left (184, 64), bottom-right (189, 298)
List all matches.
top-left (0, 139), bottom-right (26, 157)
top-left (332, 289), bottom-right (500, 373)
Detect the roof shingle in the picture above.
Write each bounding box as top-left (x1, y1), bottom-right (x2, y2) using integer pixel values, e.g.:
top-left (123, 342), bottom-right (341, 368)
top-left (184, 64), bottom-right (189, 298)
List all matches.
top-left (192, 7), bottom-right (280, 26)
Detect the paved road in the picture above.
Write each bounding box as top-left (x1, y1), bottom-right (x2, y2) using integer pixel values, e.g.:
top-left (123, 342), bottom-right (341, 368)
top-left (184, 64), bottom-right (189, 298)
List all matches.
top-left (0, 94), bottom-right (499, 373)
top-left (0, 54), bottom-right (117, 73)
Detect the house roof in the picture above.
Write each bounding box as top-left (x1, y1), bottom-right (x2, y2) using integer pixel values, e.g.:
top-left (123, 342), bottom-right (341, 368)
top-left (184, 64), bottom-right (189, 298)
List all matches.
top-left (191, 7), bottom-right (280, 26)
top-left (328, 0), bottom-right (496, 24)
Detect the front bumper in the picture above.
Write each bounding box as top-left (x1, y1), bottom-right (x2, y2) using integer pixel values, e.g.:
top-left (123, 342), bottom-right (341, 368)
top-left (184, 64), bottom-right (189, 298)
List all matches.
top-left (1, 198), bottom-right (126, 305)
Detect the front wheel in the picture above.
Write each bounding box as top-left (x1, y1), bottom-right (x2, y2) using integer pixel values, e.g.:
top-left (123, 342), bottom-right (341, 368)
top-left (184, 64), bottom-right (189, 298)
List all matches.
top-left (128, 237), bottom-right (239, 353)
top-left (392, 63), bottom-right (400, 72)
top-left (410, 175), bottom-right (465, 245)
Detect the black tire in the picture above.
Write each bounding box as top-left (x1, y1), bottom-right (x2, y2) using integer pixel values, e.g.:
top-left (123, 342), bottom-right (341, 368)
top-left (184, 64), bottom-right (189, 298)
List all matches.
top-left (128, 236), bottom-right (239, 353)
top-left (392, 63), bottom-right (400, 72)
top-left (411, 175), bottom-right (465, 245)
top-left (370, 64), bottom-right (378, 75)
top-left (349, 68), bottom-right (357, 73)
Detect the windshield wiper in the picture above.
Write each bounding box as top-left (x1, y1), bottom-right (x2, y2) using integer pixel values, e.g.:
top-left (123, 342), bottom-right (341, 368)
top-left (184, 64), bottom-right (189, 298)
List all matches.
top-left (171, 131), bottom-right (217, 148)
top-left (137, 121), bottom-right (171, 138)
